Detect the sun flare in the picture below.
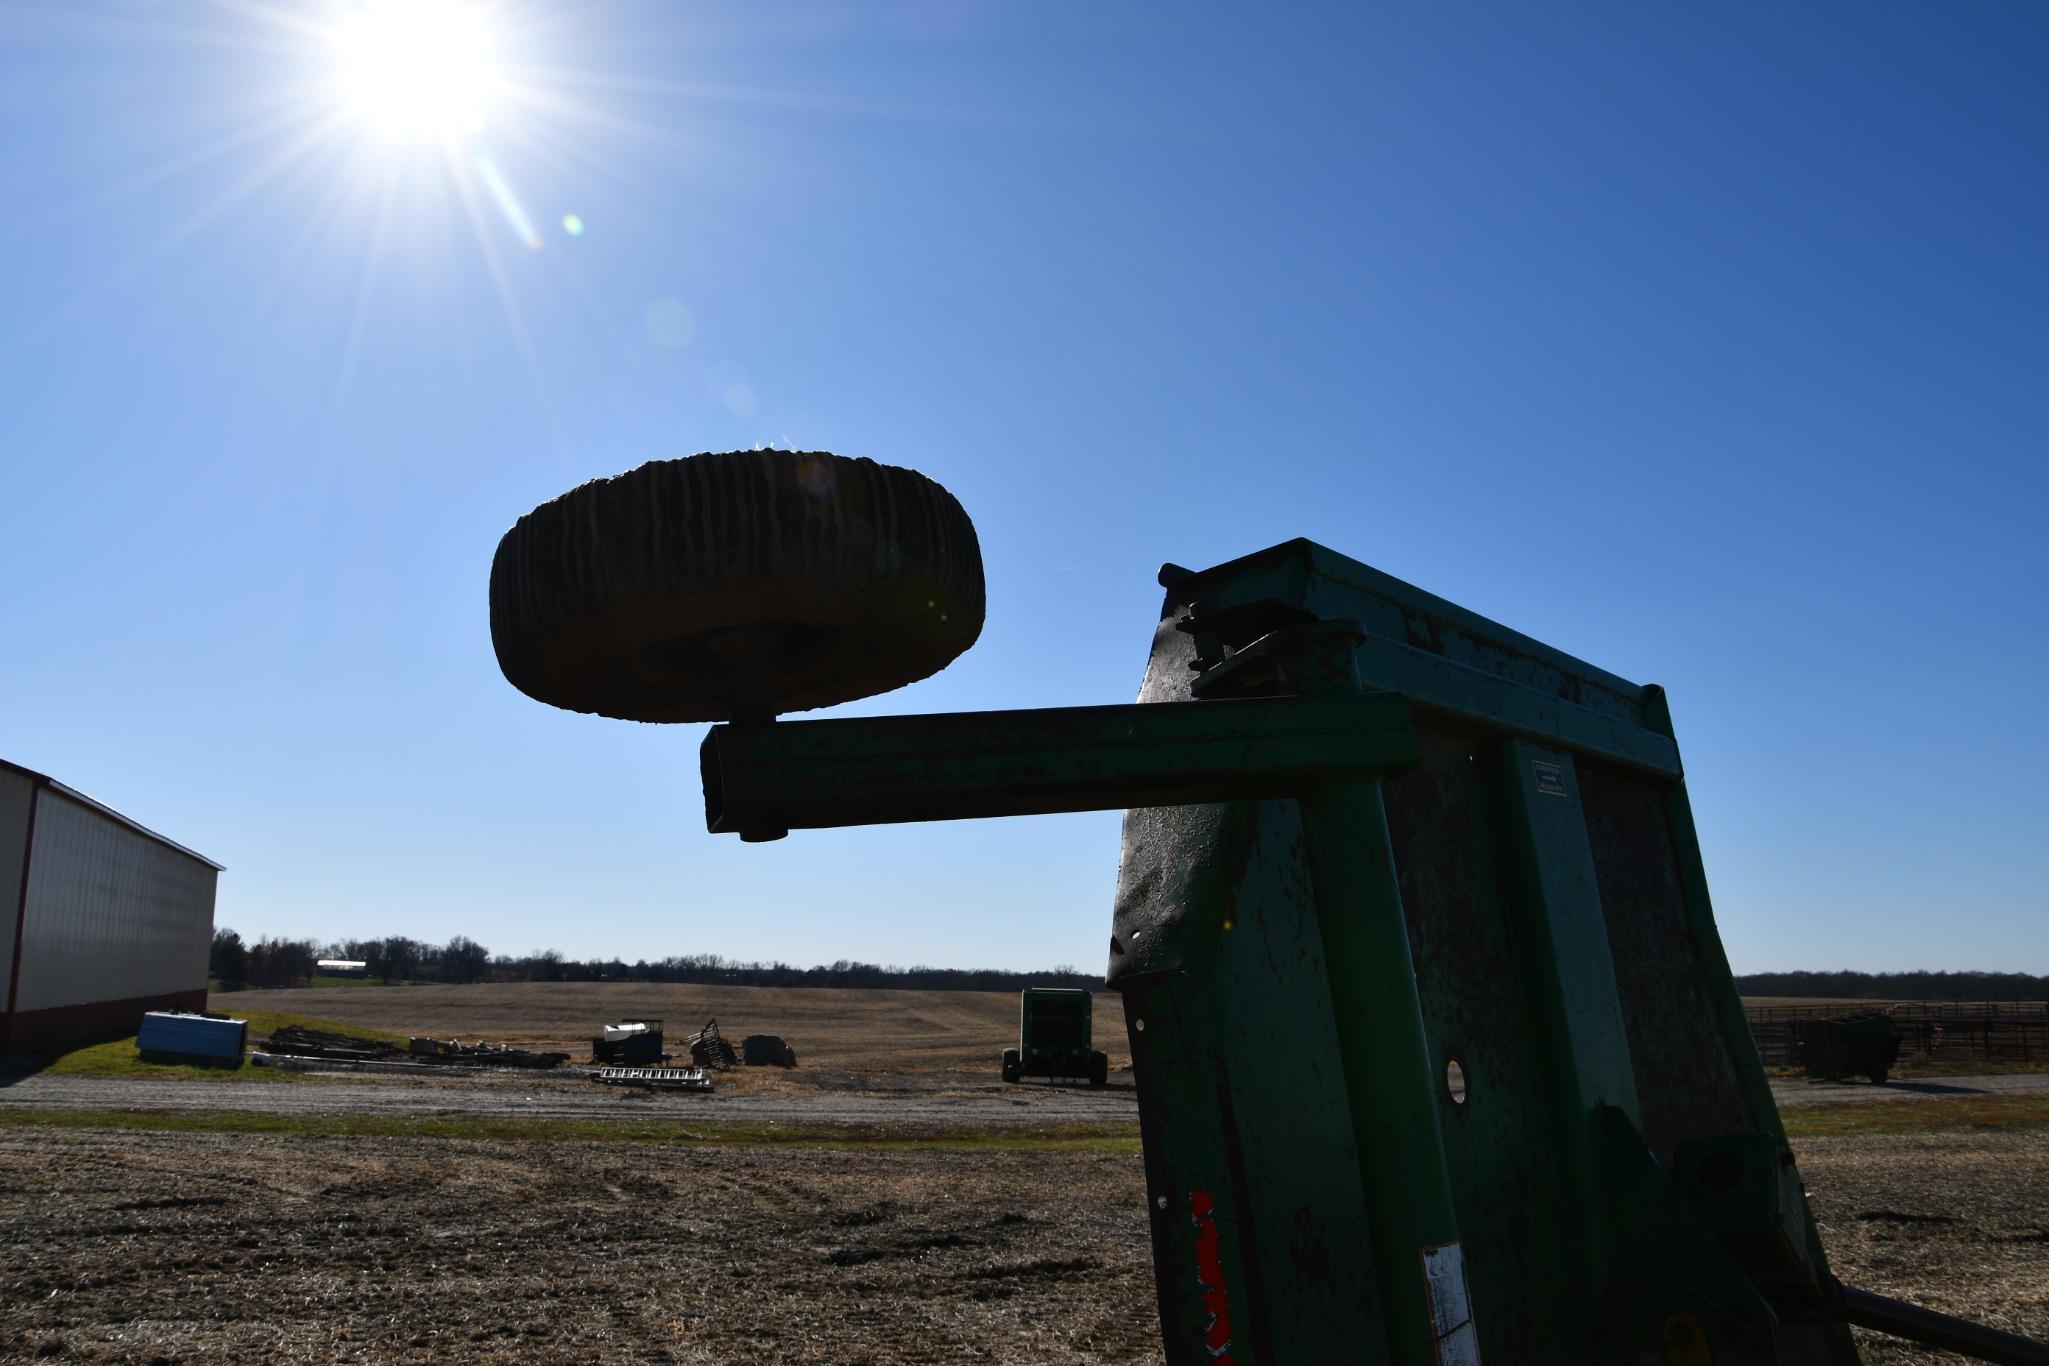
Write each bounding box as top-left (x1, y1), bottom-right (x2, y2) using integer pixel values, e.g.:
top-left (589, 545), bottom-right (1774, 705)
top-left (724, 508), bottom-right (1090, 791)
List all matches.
top-left (332, 0), bottom-right (502, 139)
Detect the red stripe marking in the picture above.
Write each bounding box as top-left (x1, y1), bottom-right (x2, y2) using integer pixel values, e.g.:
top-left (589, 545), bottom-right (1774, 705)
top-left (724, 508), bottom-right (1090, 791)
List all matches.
top-left (1188, 1189), bottom-right (1236, 1363)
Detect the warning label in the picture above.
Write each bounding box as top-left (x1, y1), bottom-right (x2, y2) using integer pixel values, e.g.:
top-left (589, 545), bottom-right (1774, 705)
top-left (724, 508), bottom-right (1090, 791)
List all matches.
top-left (1533, 760), bottom-right (1568, 797)
top-left (1419, 1241), bottom-right (1481, 1365)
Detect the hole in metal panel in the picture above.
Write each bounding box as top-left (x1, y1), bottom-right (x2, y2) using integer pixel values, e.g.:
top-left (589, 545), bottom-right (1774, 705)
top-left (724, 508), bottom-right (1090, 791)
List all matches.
top-left (1155, 1194), bottom-right (1168, 1210)
top-left (1446, 1058), bottom-right (1469, 1105)
top-left (1133, 1018), bottom-right (1145, 1032)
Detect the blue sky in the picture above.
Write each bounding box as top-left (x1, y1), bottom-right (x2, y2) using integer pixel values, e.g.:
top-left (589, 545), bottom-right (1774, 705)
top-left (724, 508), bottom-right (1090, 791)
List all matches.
top-left (2, 2), bottom-right (2043, 975)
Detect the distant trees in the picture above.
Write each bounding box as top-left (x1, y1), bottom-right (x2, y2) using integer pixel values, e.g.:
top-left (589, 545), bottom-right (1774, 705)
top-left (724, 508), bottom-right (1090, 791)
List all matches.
top-left (202, 931), bottom-right (2049, 1003)
top-left (1735, 970), bottom-right (2049, 1001)
top-left (239, 937), bottom-right (316, 989)
top-left (440, 936), bottom-right (490, 985)
top-left (377, 936), bottom-right (421, 984)
top-left (207, 927), bottom-right (1106, 994)
top-left (209, 929), bottom-right (248, 988)
top-left (339, 938), bottom-right (383, 978)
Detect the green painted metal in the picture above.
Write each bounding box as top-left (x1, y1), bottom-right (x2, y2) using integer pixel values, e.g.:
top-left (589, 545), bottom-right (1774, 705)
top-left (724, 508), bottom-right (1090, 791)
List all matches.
top-left (1673, 1131), bottom-right (1822, 1299)
top-left (683, 536), bottom-right (2005, 1363)
top-left (701, 693), bottom-right (1418, 837)
top-left (474, 427), bottom-right (2049, 1366)
top-left (1213, 620), bottom-right (1475, 1363)
top-left (1113, 540), bottom-right (1858, 1364)
top-left (1297, 774), bottom-right (1474, 1363)
top-left (1011, 987), bottom-right (1102, 1082)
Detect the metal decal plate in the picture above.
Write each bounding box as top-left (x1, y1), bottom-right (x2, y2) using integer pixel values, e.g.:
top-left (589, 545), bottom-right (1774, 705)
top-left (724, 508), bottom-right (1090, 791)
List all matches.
top-left (1420, 1241), bottom-right (1480, 1365)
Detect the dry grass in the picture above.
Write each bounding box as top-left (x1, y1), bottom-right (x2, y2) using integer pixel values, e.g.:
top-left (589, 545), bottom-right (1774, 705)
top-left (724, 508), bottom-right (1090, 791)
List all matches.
top-left (1783, 1094), bottom-right (2049, 1138)
top-left (34, 1010), bottom-right (406, 1084)
top-left (1798, 1123), bottom-right (2049, 1361)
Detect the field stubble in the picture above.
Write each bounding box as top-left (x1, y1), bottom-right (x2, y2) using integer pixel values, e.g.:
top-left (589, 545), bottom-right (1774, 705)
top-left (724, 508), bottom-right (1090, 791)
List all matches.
top-left (1, 1120), bottom-right (2042, 1363)
top-left (0, 1129), bottom-right (1157, 1363)
top-left (1, 986), bottom-right (2043, 1361)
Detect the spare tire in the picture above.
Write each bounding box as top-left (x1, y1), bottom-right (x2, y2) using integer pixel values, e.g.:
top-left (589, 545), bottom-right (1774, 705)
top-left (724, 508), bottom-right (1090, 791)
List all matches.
top-left (491, 451), bottom-right (984, 721)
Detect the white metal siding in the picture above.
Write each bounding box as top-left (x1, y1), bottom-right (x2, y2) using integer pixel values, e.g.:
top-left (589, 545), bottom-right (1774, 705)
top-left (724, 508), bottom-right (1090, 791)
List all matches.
top-left (16, 791), bottom-right (217, 1011)
top-left (0, 769), bottom-right (31, 996)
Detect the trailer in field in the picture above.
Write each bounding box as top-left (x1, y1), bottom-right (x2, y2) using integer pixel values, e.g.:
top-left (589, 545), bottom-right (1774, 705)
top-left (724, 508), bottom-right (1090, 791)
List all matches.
top-left (1001, 987), bottom-right (1107, 1086)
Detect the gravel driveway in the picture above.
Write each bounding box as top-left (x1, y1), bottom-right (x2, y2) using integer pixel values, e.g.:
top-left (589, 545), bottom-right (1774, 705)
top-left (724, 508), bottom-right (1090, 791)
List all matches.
top-left (4, 1064), bottom-right (2043, 1123)
top-left (0, 1067), bottom-right (1143, 1124)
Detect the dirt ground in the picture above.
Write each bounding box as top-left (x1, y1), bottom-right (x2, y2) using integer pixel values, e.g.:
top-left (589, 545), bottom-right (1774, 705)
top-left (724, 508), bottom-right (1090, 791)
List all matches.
top-left (1, 985), bottom-right (2042, 1361)
top-left (0, 1117), bottom-right (2042, 1362)
top-left (0, 1128), bottom-right (1159, 1363)
top-left (1800, 1125), bottom-right (2049, 1362)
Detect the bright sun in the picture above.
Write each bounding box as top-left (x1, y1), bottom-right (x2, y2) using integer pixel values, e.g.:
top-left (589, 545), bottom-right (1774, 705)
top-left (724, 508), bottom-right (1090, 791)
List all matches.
top-left (332, 1), bottom-right (502, 139)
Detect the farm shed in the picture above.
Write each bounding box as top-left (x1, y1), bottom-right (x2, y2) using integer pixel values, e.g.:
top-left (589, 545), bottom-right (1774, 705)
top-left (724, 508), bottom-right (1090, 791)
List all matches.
top-left (0, 759), bottom-right (223, 1054)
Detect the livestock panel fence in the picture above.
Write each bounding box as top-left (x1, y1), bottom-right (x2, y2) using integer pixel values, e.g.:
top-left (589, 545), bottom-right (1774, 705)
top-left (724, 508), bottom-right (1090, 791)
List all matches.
top-left (1745, 1000), bottom-right (2049, 1069)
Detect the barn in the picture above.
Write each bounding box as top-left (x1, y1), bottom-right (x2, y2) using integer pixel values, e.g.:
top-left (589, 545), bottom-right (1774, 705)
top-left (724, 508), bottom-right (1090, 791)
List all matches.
top-left (0, 759), bottom-right (223, 1055)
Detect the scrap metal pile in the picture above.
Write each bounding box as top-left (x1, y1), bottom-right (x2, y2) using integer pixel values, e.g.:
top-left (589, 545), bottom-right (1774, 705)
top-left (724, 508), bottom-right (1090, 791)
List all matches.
top-left (583, 1020), bottom-right (796, 1091)
top-left (260, 1025), bottom-right (568, 1070)
top-left (407, 1036), bottom-right (571, 1068)
top-left (686, 1019), bottom-right (740, 1068)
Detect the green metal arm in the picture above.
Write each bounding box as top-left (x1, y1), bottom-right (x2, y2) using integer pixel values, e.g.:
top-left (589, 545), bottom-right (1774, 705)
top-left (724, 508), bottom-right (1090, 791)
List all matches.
top-left (700, 692), bottom-right (1421, 840)
top-left (701, 632), bottom-right (1481, 1364)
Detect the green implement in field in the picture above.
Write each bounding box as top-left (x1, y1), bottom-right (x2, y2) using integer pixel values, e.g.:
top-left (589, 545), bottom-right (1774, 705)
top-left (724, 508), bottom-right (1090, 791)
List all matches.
top-left (1796, 1013), bottom-right (1903, 1085)
top-left (1003, 987), bottom-right (1108, 1086)
top-left (494, 453), bottom-right (2049, 1366)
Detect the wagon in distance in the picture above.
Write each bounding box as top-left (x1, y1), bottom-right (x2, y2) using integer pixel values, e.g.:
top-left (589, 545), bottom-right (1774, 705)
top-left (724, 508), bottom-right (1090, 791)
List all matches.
top-left (1001, 987), bottom-right (1108, 1087)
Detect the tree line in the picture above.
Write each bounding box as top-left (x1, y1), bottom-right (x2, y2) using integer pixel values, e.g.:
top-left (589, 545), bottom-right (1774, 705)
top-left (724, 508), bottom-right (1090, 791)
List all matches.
top-left (209, 930), bottom-right (1105, 994)
top-left (1734, 969), bottom-right (2049, 1001)
top-left (211, 934), bottom-right (2044, 1002)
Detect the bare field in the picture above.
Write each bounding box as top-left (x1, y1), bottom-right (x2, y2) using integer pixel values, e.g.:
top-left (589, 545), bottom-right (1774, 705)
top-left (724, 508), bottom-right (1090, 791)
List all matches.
top-left (0, 1128), bottom-right (1159, 1363)
top-left (1, 984), bottom-right (2042, 1361)
top-left (0, 1113), bottom-right (2043, 1362)
top-left (225, 982), bottom-right (1132, 1083)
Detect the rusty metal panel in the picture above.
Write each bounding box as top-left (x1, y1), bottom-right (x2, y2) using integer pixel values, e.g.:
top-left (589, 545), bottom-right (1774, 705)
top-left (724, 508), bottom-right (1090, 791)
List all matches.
top-left (1380, 728), bottom-right (1585, 1359)
top-left (16, 789), bottom-right (218, 1012)
top-left (1576, 763), bottom-right (1754, 1165)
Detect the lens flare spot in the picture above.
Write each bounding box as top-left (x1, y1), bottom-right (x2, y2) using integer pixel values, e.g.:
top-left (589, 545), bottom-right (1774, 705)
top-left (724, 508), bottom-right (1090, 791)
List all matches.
top-left (704, 362), bottom-right (757, 416)
top-left (645, 297), bottom-right (696, 348)
top-left (473, 154), bottom-right (542, 249)
top-left (562, 214), bottom-right (584, 236)
top-left (794, 458), bottom-right (839, 500)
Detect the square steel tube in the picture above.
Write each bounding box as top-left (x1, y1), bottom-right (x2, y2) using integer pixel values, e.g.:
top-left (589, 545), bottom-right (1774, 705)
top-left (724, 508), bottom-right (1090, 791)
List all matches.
top-left (701, 693), bottom-right (1420, 836)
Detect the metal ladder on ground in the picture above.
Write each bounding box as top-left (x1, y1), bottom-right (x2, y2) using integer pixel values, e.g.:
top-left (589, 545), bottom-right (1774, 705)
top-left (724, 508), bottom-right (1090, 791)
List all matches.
top-left (592, 1065), bottom-right (712, 1090)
